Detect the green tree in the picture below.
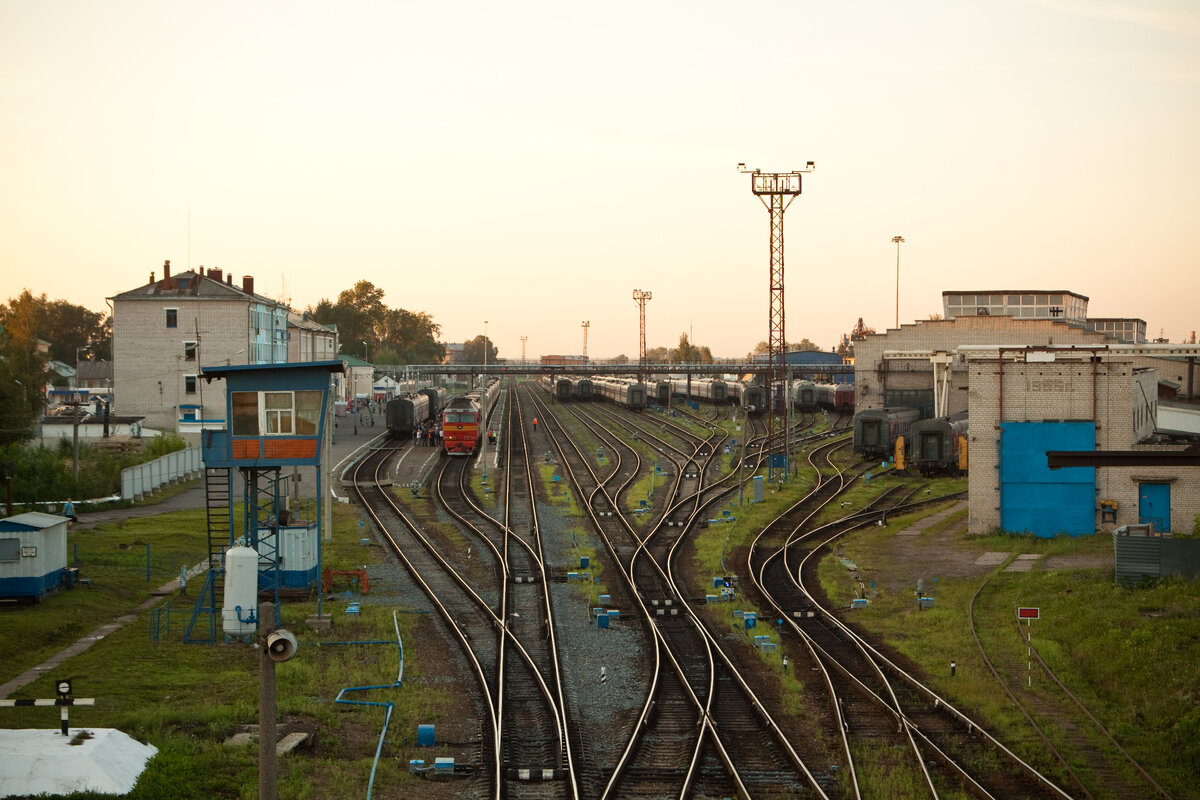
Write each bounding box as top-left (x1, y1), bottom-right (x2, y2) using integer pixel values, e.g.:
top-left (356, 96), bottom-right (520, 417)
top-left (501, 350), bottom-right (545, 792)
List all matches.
top-left (308, 281), bottom-right (442, 363)
top-left (462, 335), bottom-right (498, 365)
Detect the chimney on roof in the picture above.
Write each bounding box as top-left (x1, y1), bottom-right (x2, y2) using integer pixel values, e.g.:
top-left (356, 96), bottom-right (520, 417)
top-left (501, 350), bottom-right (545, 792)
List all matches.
top-left (163, 260), bottom-right (171, 280)
top-left (198, 266), bottom-right (205, 276)
top-left (242, 275), bottom-right (255, 295)
top-left (226, 274), bottom-right (233, 285)
top-left (149, 271), bottom-right (155, 284)
top-left (208, 267), bottom-right (223, 283)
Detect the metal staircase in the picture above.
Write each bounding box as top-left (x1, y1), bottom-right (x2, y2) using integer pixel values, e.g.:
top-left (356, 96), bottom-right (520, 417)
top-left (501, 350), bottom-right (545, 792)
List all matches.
top-left (183, 467), bottom-right (233, 644)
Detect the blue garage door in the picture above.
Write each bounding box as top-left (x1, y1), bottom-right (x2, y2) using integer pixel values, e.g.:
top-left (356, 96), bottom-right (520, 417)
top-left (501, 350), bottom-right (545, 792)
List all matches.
top-left (1000, 422), bottom-right (1096, 537)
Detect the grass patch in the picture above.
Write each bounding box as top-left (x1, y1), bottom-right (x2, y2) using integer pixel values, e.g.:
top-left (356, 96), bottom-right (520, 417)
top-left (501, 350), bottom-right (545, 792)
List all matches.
top-left (1, 501), bottom-right (464, 798)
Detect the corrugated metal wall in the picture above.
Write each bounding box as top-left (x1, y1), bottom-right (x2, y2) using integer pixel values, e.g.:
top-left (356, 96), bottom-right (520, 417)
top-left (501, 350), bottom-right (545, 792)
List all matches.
top-left (1000, 422), bottom-right (1096, 537)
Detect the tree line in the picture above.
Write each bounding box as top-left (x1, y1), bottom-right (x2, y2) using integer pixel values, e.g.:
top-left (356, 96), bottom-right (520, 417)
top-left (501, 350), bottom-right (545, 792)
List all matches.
top-left (306, 280), bottom-right (444, 365)
top-left (0, 291), bottom-right (110, 445)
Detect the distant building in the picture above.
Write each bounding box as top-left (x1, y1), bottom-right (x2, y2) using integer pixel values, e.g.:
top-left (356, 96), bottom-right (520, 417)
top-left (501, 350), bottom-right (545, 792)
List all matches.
top-left (110, 261), bottom-right (291, 434)
top-left (287, 311), bottom-right (338, 362)
top-left (1087, 318), bottom-right (1147, 344)
top-left (541, 355), bottom-right (588, 366)
top-left (942, 290), bottom-right (1089, 324)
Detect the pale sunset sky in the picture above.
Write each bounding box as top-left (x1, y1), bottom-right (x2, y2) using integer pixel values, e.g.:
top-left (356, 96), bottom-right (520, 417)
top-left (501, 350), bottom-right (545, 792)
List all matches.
top-left (2, 1), bottom-right (1197, 359)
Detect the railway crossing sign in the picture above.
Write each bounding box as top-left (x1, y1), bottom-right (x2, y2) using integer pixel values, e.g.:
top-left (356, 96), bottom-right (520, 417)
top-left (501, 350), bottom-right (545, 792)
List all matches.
top-left (1017, 607), bottom-right (1040, 619)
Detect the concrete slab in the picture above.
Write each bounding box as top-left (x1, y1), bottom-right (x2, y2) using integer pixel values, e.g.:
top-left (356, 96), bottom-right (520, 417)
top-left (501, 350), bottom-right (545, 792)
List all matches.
top-left (0, 728), bottom-right (157, 798)
top-left (1005, 554), bottom-right (1043, 572)
top-left (975, 552), bottom-right (1009, 566)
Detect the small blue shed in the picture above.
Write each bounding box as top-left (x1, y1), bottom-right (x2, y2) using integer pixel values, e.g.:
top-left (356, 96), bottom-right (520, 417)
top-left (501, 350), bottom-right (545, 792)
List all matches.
top-left (0, 512), bottom-right (70, 600)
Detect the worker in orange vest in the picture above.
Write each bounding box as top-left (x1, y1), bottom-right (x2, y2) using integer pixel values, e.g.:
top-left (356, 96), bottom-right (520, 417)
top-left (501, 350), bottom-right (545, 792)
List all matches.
top-left (532, 417), bottom-right (538, 430)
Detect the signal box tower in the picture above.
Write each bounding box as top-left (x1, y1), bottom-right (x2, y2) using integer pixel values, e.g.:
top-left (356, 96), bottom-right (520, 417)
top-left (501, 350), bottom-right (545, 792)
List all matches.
top-left (185, 360), bottom-right (344, 643)
top-left (738, 162), bottom-right (815, 480)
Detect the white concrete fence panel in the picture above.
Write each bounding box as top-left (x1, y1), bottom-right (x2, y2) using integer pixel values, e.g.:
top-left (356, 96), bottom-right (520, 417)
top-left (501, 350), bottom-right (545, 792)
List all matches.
top-left (121, 447), bottom-right (202, 500)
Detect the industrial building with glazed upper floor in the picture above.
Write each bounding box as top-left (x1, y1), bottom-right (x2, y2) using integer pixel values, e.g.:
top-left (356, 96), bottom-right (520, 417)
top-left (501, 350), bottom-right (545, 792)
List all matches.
top-left (110, 261), bottom-right (338, 436)
top-left (853, 288), bottom-right (1199, 538)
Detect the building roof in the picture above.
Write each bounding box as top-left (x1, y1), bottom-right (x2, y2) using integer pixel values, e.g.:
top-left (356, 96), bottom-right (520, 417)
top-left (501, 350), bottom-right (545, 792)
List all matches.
top-left (340, 354), bottom-right (372, 367)
top-left (286, 311), bottom-right (337, 333)
top-left (200, 360), bottom-right (345, 379)
top-left (0, 511), bottom-right (68, 530)
top-left (76, 360), bottom-right (113, 382)
top-left (942, 289), bottom-right (1089, 300)
top-left (109, 266), bottom-right (283, 306)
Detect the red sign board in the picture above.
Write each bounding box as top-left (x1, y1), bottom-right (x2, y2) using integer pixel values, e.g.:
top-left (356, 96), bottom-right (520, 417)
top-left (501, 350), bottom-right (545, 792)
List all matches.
top-left (1017, 607), bottom-right (1040, 620)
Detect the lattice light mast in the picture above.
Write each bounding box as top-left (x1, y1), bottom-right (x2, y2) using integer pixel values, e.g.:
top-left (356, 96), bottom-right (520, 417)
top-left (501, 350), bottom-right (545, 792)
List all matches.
top-left (632, 290), bottom-right (652, 384)
top-left (581, 321), bottom-right (590, 359)
top-left (520, 335), bottom-right (528, 363)
top-left (738, 161), bottom-right (815, 463)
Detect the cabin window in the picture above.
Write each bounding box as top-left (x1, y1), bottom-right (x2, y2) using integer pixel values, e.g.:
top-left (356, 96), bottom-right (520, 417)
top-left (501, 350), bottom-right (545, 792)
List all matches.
top-left (264, 392), bottom-right (294, 434)
top-left (232, 392), bottom-right (259, 435)
top-left (295, 391), bottom-right (321, 435)
top-left (0, 539), bottom-right (20, 562)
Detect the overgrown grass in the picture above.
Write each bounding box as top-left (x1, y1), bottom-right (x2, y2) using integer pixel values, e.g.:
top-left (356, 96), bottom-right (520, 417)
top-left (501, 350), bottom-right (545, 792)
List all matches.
top-left (819, 517), bottom-right (1200, 798)
top-left (2, 501), bottom-right (464, 798)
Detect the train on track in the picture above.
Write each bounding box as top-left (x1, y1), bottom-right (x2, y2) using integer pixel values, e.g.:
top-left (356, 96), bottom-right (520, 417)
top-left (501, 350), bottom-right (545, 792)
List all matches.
top-left (442, 378), bottom-right (501, 455)
top-left (729, 380), bottom-right (766, 414)
top-left (384, 387), bottom-right (448, 436)
top-left (853, 406), bottom-right (920, 460)
top-left (592, 377), bottom-right (646, 410)
top-left (907, 412), bottom-right (969, 475)
top-left (539, 375), bottom-right (573, 400)
top-left (794, 380), bottom-right (855, 412)
top-left (539, 375), bottom-right (594, 401)
top-left (668, 377), bottom-right (728, 403)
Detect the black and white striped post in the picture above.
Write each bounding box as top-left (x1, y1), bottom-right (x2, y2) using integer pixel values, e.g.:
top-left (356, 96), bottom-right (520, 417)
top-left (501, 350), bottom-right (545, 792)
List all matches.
top-left (0, 679), bottom-right (95, 735)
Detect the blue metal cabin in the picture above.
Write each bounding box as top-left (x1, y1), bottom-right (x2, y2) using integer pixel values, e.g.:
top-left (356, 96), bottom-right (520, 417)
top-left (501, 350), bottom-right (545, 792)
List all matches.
top-left (188, 360), bottom-right (343, 641)
top-left (0, 512), bottom-right (69, 601)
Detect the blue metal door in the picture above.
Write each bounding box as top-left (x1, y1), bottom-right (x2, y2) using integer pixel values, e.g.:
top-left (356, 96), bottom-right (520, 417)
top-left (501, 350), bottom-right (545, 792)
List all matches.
top-left (1000, 422), bottom-right (1096, 537)
top-left (1138, 483), bottom-right (1171, 532)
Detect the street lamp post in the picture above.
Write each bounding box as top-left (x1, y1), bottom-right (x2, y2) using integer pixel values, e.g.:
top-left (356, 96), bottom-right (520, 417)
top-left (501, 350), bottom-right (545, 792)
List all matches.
top-left (892, 235), bottom-right (905, 328)
top-left (361, 341), bottom-right (368, 362)
top-left (483, 321), bottom-right (488, 378)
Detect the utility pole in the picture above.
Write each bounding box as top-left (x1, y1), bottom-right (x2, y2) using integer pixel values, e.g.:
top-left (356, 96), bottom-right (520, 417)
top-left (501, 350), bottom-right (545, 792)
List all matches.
top-left (581, 321), bottom-right (590, 360)
top-left (892, 235), bottom-right (905, 329)
top-left (632, 291), bottom-right (652, 385)
top-left (738, 161), bottom-right (815, 481)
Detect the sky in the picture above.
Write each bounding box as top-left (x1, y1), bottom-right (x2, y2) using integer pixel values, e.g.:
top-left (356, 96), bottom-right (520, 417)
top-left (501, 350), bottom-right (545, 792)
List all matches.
top-left (2, 0), bottom-right (1198, 360)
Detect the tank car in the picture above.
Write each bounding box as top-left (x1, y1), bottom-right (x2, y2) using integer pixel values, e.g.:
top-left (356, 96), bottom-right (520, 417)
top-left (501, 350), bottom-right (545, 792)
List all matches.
top-left (907, 412), bottom-right (968, 476)
top-left (853, 406), bottom-right (920, 460)
top-left (385, 393), bottom-right (431, 436)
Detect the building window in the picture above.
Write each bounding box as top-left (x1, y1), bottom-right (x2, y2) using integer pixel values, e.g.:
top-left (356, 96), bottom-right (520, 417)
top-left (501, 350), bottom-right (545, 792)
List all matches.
top-left (166, 308), bottom-right (178, 328)
top-left (184, 375), bottom-right (197, 395)
top-left (184, 341), bottom-right (197, 361)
